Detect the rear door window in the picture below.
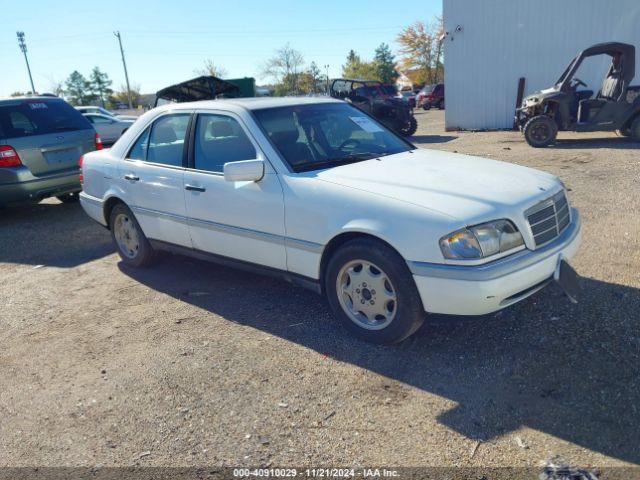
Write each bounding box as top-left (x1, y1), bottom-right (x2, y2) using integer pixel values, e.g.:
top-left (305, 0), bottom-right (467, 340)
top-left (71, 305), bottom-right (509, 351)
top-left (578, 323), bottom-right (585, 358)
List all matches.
top-left (146, 113), bottom-right (190, 167)
top-left (0, 99), bottom-right (92, 139)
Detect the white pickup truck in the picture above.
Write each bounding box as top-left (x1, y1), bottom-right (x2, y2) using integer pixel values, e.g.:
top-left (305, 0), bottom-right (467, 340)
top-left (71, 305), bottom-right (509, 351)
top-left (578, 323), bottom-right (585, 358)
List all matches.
top-left (79, 97), bottom-right (581, 343)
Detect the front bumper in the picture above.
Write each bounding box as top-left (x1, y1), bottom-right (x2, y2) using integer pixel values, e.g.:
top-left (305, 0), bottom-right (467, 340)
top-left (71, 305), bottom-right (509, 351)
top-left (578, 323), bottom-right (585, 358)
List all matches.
top-left (408, 210), bottom-right (582, 315)
top-left (0, 166), bottom-right (80, 204)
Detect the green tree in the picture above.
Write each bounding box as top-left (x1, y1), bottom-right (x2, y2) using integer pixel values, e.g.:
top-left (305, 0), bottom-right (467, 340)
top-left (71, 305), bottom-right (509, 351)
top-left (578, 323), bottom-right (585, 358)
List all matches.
top-left (65, 71), bottom-right (90, 105)
top-left (341, 50), bottom-right (378, 80)
top-left (374, 43), bottom-right (399, 84)
top-left (299, 61), bottom-right (324, 94)
top-left (89, 67), bottom-right (113, 108)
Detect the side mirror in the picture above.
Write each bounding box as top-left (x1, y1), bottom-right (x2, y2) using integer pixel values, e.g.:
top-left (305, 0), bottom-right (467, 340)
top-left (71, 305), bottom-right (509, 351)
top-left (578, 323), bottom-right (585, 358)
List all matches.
top-left (223, 159), bottom-right (265, 182)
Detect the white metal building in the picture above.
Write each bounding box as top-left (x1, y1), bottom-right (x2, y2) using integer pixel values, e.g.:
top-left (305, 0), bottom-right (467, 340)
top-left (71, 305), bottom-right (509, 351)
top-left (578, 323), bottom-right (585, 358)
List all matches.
top-left (443, 0), bottom-right (640, 130)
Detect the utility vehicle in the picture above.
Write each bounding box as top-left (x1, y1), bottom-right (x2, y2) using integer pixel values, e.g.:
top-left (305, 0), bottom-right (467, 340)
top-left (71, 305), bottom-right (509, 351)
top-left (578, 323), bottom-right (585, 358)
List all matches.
top-left (330, 79), bottom-right (418, 136)
top-left (516, 42), bottom-right (640, 147)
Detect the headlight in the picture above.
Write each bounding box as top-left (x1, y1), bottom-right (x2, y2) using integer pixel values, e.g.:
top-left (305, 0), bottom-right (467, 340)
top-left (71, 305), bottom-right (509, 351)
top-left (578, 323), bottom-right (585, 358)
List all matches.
top-left (440, 220), bottom-right (524, 260)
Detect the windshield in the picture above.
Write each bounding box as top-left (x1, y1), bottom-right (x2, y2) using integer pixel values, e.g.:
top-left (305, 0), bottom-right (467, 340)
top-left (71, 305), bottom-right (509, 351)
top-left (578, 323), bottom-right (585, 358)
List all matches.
top-left (381, 85), bottom-right (397, 96)
top-left (253, 103), bottom-right (413, 172)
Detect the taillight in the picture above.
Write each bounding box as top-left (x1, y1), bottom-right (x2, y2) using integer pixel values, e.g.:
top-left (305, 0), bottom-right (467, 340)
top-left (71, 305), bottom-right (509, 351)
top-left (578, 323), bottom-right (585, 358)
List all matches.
top-left (78, 155), bottom-right (84, 184)
top-left (95, 133), bottom-right (103, 150)
top-left (0, 145), bottom-right (22, 167)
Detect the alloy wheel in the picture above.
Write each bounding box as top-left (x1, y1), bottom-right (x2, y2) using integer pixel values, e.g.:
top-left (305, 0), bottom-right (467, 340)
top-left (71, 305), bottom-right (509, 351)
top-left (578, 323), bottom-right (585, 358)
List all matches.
top-left (113, 213), bottom-right (140, 259)
top-left (336, 259), bottom-right (397, 330)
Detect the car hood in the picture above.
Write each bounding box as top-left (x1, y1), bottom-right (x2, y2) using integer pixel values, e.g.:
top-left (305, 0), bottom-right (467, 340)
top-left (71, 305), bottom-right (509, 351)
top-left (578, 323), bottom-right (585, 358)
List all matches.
top-left (314, 149), bottom-right (561, 225)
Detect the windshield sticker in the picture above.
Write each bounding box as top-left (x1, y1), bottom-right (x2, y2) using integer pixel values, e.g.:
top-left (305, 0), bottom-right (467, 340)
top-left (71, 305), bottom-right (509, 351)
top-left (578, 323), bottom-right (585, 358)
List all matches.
top-left (349, 116), bottom-right (384, 133)
top-left (28, 102), bottom-right (48, 110)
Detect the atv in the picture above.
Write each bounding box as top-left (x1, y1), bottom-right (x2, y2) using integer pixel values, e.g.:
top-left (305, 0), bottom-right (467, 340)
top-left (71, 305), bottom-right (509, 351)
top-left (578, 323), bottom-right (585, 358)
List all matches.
top-left (515, 42), bottom-right (640, 147)
top-left (330, 79), bottom-right (418, 136)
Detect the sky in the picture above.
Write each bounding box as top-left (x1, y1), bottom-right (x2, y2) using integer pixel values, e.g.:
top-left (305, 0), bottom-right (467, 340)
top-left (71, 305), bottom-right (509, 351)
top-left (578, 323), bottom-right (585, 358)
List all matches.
top-left (3, 0), bottom-right (441, 97)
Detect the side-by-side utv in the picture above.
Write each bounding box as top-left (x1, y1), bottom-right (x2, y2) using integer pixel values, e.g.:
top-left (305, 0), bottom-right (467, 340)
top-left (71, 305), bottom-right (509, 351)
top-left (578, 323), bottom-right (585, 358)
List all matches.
top-left (516, 42), bottom-right (640, 147)
top-left (330, 79), bottom-right (418, 136)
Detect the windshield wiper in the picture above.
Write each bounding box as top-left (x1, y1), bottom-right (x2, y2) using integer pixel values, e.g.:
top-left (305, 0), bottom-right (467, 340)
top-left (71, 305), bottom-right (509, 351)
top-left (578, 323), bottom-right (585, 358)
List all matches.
top-left (296, 153), bottom-right (379, 172)
top-left (55, 126), bottom-right (78, 131)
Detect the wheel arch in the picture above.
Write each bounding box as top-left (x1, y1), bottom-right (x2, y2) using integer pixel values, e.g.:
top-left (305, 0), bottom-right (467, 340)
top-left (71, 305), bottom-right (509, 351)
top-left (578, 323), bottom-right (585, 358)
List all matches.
top-left (318, 230), bottom-right (406, 294)
top-left (103, 195), bottom-right (127, 228)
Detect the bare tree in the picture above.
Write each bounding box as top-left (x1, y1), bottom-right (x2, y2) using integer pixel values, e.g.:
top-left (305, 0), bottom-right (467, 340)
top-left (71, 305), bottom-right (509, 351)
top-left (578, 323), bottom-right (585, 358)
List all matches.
top-left (262, 43), bottom-right (305, 95)
top-left (44, 75), bottom-right (65, 97)
top-left (195, 59), bottom-right (228, 78)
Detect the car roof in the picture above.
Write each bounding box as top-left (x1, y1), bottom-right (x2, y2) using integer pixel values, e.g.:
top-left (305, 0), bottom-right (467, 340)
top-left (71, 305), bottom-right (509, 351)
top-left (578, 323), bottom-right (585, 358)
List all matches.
top-left (159, 96), bottom-right (342, 112)
top-left (0, 95), bottom-right (64, 104)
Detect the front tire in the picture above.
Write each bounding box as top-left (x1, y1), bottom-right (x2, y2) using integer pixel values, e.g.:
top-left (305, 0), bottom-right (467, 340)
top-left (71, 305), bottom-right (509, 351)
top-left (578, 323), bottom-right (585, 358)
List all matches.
top-left (325, 238), bottom-right (425, 344)
top-left (109, 203), bottom-right (156, 267)
top-left (523, 115), bottom-right (558, 147)
top-left (398, 116), bottom-right (418, 136)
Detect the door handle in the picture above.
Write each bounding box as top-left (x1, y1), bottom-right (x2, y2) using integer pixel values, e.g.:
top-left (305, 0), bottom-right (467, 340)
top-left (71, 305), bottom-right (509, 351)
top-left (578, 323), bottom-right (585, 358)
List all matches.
top-left (185, 184), bottom-right (206, 192)
top-left (124, 174), bottom-right (139, 181)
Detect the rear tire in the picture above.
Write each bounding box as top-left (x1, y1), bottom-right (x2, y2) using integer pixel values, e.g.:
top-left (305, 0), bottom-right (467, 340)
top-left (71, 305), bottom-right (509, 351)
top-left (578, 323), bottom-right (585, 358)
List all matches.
top-left (523, 115), bottom-right (558, 148)
top-left (422, 104), bottom-right (431, 111)
top-left (109, 203), bottom-right (157, 268)
top-left (325, 238), bottom-right (425, 344)
top-left (438, 100), bottom-right (445, 110)
top-left (56, 192), bottom-right (80, 203)
top-left (398, 116), bottom-right (418, 136)
top-left (630, 117), bottom-right (640, 142)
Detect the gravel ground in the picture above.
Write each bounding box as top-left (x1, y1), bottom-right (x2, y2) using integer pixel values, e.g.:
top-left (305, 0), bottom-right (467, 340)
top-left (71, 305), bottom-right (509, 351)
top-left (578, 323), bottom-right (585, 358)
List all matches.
top-left (0, 110), bottom-right (638, 472)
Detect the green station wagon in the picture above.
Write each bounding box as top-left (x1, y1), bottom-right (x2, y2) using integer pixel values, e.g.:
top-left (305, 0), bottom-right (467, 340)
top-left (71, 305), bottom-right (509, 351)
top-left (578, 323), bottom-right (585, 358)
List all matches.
top-left (0, 96), bottom-right (101, 205)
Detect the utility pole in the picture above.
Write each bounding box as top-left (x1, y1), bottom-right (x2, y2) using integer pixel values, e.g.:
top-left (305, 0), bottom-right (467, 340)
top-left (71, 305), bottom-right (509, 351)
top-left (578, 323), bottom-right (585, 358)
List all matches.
top-left (324, 64), bottom-right (330, 95)
top-left (114, 31), bottom-right (133, 109)
top-left (16, 32), bottom-right (36, 94)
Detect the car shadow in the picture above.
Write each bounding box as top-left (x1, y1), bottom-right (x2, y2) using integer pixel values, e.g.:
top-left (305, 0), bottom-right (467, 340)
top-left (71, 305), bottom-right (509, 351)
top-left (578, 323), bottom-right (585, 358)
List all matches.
top-left (0, 201), bottom-right (114, 268)
top-left (553, 137), bottom-right (638, 149)
top-left (120, 254), bottom-right (640, 464)
top-left (411, 134), bottom-right (458, 144)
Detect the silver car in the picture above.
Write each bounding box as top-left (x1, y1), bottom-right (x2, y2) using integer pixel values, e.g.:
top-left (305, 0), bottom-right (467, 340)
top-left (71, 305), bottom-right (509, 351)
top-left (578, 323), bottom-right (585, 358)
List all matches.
top-left (0, 96), bottom-right (99, 205)
top-left (82, 113), bottom-right (133, 144)
top-left (75, 106), bottom-right (138, 121)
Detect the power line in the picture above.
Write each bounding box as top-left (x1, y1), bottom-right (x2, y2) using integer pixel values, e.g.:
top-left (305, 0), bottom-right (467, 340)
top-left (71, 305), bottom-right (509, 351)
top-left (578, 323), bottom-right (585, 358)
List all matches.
top-left (16, 31), bottom-right (36, 94)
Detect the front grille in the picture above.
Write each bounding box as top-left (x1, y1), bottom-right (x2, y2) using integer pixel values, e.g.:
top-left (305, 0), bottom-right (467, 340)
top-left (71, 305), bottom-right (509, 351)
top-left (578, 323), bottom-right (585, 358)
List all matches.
top-left (526, 190), bottom-right (571, 247)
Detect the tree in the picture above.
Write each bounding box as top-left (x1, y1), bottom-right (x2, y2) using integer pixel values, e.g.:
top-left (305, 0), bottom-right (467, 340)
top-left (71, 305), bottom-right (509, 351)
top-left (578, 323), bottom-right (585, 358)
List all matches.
top-left (262, 43), bottom-right (305, 95)
top-left (341, 50), bottom-right (378, 80)
top-left (397, 16), bottom-right (444, 85)
top-left (10, 91), bottom-right (28, 97)
top-left (89, 67), bottom-right (113, 108)
top-left (113, 83), bottom-right (141, 107)
top-left (195, 59), bottom-right (228, 78)
top-left (65, 71), bottom-right (90, 106)
top-left (374, 43), bottom-right (399, 84)
top-left (298, 61), bottom-right (324, 94)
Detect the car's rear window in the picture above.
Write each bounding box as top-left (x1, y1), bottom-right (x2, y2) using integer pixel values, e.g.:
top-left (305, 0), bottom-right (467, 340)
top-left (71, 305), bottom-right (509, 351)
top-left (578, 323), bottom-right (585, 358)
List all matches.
top-left (0, 99), bottom-right (92, 139)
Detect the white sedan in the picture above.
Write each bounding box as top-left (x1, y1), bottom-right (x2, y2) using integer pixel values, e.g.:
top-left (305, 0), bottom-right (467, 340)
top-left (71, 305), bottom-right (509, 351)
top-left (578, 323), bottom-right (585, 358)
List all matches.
top-left (79, 97), bottom-right (581, 343)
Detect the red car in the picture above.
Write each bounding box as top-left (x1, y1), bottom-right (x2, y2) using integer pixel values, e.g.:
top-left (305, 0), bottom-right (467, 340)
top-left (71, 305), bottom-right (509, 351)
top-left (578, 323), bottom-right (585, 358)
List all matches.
top-left (417, 83), bottom-right (445, 110)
